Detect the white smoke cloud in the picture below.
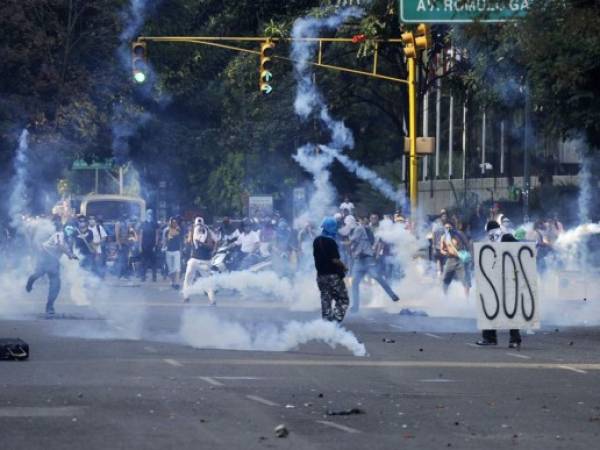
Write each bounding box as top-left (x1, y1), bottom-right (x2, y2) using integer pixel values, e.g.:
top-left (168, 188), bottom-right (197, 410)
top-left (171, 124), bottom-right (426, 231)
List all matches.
top-left (319, 145), bottom-right (407, 207)
top-left (179, 310), bottom-right (366, 356)
top-left (183, 270), bottom-right (294, 302)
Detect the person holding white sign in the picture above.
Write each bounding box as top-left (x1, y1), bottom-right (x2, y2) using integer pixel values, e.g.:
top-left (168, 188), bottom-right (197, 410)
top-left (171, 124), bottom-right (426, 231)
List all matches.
top-left (475, 221), bottom-right (523, 349)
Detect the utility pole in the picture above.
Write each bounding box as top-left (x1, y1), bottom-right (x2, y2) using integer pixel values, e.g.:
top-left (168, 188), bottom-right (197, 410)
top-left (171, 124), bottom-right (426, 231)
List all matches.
top-left (523, 85), bottom-right (532, 222)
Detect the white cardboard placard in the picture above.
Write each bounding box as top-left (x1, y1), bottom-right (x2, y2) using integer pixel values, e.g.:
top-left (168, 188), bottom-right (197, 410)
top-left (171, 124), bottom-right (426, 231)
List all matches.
top-left (473, 242), bottom-right (540, 330)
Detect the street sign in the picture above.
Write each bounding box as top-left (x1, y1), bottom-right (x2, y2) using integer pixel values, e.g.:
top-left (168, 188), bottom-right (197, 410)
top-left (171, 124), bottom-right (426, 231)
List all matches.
top-left (474, 242), bottom-right (540, 330)
top-left (400, 0), bottom-right (530, 23)
top-left (72, 159), bottom-right (115, 170)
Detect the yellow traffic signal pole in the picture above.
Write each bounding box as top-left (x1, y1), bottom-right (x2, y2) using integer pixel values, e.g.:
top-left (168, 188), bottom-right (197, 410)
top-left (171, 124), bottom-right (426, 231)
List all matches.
top-left (136, 29), bottom-right (430, 214)
top-left (407, 56), bottom-right (418, 212)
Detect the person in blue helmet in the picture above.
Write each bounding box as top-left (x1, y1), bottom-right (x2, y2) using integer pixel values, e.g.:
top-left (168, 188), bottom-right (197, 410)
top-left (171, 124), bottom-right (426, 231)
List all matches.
top-left (26, 222), bottom-right (78, 317)
top-left (313, 217), bottom-right (349, 322)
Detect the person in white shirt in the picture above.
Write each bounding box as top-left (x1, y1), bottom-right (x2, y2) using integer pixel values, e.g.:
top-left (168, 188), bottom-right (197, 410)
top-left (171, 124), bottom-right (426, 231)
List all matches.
top-left (339, 196), bottom-right (355, 214)
top-left (236, 219), bottom-right (261, 269)
top-left (183, 217), bottom-right (216, 304)
top-left (89, 216), bottom-right (108, 277)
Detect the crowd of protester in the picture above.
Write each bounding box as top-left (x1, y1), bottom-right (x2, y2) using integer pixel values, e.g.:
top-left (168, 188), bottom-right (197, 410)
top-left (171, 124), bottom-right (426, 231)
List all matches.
top-left (0, 195), bottom-right (581, 320)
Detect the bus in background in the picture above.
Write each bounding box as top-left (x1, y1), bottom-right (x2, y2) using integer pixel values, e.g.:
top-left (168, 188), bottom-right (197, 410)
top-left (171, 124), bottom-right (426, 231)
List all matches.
top-left (80, 194), bottom-right (146, 262)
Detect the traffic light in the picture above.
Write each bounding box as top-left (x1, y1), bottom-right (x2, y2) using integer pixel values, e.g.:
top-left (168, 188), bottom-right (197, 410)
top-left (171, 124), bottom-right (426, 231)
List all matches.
top-left (259, 39), bottom-right (275, 95)
top-left (401, 31), bottom-right (416, 58)
top-left (414, 24), bottom-right (432, 51)
top-left (131, 41), bottom-right (148, 84)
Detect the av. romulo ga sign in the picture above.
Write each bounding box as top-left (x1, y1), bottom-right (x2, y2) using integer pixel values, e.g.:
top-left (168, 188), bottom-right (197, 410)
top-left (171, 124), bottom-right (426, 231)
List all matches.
top-left (474, 242), bottom-right (540, 330)
top-left (400, 0), bottom-right (530, 23)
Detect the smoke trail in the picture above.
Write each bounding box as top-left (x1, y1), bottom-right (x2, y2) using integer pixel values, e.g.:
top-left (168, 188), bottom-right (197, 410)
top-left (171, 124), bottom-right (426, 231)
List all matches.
top-left (8, 130), bottom-right (30, 228)
top-left (180, 310), bottom-right (366, 356)
top-left (319, 145), bottom-right (406, 207)
top-left (290, 7), bottom-right (363, 223)
top-left (578, 154), bottom-right (592, 225)
top-left (292, 145), bottom-right (337, 226)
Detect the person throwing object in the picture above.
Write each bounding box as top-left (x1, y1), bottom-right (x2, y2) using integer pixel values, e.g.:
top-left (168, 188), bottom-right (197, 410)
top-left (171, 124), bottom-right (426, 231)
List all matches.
top-left (26, 223), bottom-right (77, 317)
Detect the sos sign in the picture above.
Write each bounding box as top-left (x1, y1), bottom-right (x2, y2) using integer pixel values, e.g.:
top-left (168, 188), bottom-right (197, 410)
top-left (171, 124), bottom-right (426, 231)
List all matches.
top-left (474, 242), bottom-right (540, 330)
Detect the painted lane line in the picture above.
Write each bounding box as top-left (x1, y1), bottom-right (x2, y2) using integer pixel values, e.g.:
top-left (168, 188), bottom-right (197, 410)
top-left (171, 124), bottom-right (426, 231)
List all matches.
top-left (163, 358), bottom-right (183, 367)
top-left (465, 343), bottom-right (479, 348)
top-left (419, 379), bottom-right (457, 383)
top-left (144, 346), bottom-right (158, 353)
top-left (212, 376), bottom-right (265, 381)
top-left (199, 377), bottom-right (224, 386)
top-left (390, 324), bottom-right (405, 330)
top-left (559, 365), bottom-right (588, 374)
top-left (424, 333), bottom-right (443, 340)
top-left (316, 420), bottom-right (361, 434)
top-left (506, 352), bottom-right (531, 360)
top-left (245, 395), bottom-right (279, 407)
top-left (0, 406), bottom-right (85, 418)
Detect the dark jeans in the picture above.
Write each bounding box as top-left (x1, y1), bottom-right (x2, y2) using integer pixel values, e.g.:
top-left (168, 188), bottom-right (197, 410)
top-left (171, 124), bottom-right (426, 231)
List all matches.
top-left (116, 244), bottom-right (130, 278)
top-left (351, 256), bottom-right (397, 311)
top-left (27, 251), bottom-right (61, 313)
top-left (140, 247), bottom-right (157, 281)
top-left (482, 329), bottom-right (522, 344)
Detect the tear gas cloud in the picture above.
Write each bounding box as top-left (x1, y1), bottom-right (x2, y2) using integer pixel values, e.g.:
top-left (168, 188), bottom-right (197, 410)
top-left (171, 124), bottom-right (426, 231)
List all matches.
top-left (180, 310), bottom-right (366, 357)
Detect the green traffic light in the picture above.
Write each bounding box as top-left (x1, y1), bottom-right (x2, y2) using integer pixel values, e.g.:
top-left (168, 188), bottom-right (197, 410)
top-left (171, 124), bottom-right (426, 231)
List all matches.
top-left (134, 71), bottom-right (146, 83)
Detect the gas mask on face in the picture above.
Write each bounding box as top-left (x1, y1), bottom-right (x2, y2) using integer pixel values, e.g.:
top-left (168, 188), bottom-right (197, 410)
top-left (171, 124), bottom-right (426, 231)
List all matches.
top-left (487, 228), bottom-right (503, 242)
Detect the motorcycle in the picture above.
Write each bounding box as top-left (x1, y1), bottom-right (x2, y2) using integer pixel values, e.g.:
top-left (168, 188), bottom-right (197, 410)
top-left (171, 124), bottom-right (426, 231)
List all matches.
top-left (211, 239), bottom-right (272, 273)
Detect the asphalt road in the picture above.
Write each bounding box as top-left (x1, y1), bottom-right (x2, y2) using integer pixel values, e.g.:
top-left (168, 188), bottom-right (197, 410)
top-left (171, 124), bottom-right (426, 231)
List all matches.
top-left (1, 280), bottom-right (600, 450)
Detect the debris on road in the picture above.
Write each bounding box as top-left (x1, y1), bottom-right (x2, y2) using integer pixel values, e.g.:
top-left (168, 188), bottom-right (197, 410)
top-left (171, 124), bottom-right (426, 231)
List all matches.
top-left (399, 308), bottom-right (428, 317)
top-left (318, 393), bottom-right (324, 398)
top-left (326, 408), bottom-right (364, 416)
top-left (285, 404), bottom-right (296, 409)
top-left (382, 338), bottom-right (395, 343)
top-left (274, 424), bottom-right (289, 438)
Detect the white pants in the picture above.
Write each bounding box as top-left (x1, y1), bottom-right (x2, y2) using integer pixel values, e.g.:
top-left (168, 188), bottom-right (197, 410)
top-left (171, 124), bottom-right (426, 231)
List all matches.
top-left (183, 258), bottom-right (214, 304)
top-left (166, 251), bottom-right (181, 275)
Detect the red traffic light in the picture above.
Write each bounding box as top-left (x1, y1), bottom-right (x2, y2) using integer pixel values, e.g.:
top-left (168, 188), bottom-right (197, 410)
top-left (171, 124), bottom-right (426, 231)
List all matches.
top-left (351, 34), bottom-right (367, 44)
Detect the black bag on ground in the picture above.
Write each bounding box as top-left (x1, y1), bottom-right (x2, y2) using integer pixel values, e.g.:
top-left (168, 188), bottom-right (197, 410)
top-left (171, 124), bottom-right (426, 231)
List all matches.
top-left (0, 338), bottom-right (29, 361)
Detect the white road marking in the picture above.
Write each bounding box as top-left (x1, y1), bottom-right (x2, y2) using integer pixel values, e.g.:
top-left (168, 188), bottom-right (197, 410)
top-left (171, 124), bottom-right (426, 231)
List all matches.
top-left (211, 376), bottom-right (265, 381)
top-left (419, 379), bottom-right (457, 383)
top-left (245, 395), bottom-right (279, 407)
top-left (199, 377), bottom-right (224, 386)
top-left (424, 333), bottom-right (443, 340)
top-left (465, 343), bottom-right (480, 348)
top-left (390, 324), bottom-right (405, 330)
top-left (163, 358), bottom-right (183, 367)
top-left (0, 406), bottom-right (85, 418)
top-left (144, 346), bottom-right (158, 353)
top-left (559, 365), bottom-right (588, 374)
top-left (316, 420), bottom-right (361, 434)
top-left (506, 352), bottom-right (531, 360)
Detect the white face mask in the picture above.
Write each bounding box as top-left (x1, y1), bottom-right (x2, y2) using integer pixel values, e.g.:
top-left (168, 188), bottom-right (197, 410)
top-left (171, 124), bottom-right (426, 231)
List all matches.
top-left (488, 229), bottom-right (502, 242)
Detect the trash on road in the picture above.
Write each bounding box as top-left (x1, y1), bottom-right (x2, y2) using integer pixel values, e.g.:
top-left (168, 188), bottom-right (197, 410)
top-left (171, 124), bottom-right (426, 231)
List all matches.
top-left (326, 408), bottom-right (364, 416)
top-left (274, 424), bottom-right (289, 438)
top-left (399, 308), bottom-right (428, 317)
top-left (382, 338), bottom-right (395, 343)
